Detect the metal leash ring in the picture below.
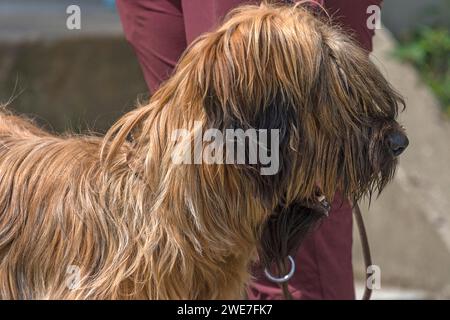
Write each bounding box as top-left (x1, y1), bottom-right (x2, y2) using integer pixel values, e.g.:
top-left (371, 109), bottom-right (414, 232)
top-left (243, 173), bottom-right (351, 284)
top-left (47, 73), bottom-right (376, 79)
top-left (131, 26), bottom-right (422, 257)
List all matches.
top-left (264, 255), bottom-right (296, 283)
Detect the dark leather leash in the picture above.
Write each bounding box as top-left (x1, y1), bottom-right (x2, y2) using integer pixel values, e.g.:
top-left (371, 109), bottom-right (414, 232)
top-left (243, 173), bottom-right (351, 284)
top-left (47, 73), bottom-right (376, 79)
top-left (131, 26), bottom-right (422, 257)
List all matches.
top-left (270, 203), bottom-right (373, 300)
top-left (353, 203), bottom-right (373, 300)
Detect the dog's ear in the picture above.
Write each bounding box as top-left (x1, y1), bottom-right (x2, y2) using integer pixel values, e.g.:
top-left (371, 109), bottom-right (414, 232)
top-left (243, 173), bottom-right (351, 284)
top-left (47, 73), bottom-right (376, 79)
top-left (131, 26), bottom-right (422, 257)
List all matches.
top-left (202, 59), bottom-right (298, 207)
top-left (165, 17), bottom-right (303, 207)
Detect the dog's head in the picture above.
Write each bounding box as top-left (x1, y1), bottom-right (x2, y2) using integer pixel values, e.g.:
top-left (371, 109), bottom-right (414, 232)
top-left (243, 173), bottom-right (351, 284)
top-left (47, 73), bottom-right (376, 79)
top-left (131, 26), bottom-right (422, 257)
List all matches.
top-left (138, 3), bottom-right (408, 267)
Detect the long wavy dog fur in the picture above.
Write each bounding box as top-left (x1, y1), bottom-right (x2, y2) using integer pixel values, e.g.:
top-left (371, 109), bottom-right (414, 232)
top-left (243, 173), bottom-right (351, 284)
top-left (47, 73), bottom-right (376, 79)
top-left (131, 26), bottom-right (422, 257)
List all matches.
top-left (0, 3), bottom-right (406, 299)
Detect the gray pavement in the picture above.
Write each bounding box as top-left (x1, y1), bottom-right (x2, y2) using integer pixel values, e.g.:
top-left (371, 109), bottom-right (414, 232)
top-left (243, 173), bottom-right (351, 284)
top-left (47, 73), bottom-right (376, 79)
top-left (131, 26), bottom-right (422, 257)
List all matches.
top-left (353, 28), bottom-right (450, 299)
top-left (0, 0), bottom-right (122, 42)
top-left (354, 282), bottom-right (429, 300)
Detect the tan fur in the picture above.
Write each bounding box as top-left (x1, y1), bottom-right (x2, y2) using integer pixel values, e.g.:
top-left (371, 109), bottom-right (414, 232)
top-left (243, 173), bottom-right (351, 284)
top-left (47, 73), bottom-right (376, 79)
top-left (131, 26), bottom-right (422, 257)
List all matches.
top-left (0, 3), bottom-right (404, 299)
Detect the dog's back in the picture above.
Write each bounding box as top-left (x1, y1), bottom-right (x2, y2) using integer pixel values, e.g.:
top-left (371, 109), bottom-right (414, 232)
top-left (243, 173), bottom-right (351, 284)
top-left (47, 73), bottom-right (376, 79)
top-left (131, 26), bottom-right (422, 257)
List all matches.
top-left (0, 110), bottom-right (121, 299)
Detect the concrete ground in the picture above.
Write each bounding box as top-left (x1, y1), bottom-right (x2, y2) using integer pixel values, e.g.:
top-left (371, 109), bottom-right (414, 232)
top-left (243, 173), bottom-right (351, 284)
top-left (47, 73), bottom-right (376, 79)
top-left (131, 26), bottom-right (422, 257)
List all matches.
top-left (354, 283), bottom-right (429, 300)
top-left (0, 0), bottom-right (121, 42)
top-left (353, 28), bottom-right (450, 299)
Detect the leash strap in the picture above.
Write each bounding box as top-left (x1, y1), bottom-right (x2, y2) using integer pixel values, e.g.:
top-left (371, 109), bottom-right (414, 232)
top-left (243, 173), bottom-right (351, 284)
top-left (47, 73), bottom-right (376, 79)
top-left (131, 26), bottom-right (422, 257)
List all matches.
top-left (353, 203), bottom-right (373, 300)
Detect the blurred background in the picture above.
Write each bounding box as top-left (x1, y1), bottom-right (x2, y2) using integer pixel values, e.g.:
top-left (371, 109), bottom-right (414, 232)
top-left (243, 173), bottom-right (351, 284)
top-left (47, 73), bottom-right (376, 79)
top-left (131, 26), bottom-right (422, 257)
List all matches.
top-left (0, 0), bottom-right (449, 299)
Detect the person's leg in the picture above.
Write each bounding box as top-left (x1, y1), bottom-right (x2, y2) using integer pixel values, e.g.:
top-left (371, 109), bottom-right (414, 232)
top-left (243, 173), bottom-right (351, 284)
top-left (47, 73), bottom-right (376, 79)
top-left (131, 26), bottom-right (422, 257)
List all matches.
top-left (324, 0), bottom-right (383, 51)
top-left (116, 0), bottom-right (187, 93)
top-left (181, 0), bottom-right (254, 44)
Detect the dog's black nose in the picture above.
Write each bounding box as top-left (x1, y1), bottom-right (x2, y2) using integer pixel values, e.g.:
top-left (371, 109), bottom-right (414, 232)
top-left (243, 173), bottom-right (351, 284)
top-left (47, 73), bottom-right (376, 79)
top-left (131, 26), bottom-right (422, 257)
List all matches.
top-left (387, 131), bottom-right (409, 156)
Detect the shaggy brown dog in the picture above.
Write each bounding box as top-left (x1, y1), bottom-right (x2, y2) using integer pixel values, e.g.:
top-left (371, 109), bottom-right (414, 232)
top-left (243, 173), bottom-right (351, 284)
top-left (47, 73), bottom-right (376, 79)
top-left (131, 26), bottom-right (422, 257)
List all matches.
top-left (0, 3), bottom-right (407, 299)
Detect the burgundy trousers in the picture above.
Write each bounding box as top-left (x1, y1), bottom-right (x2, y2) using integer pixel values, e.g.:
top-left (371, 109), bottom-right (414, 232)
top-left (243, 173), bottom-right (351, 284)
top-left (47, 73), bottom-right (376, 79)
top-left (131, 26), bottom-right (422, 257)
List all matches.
top-left (117, 0), bottom-right (382, 300)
